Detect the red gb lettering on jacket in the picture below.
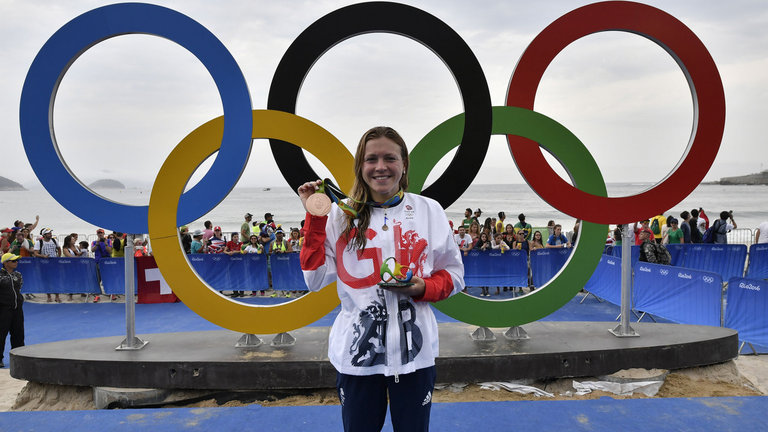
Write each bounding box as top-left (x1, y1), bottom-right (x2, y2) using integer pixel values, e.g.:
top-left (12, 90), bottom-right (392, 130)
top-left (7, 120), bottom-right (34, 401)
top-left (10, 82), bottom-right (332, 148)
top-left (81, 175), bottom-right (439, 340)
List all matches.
top-left (393, 223), bottom-right (428, 277)
top-left (336, 228), bottom-right (382, 288)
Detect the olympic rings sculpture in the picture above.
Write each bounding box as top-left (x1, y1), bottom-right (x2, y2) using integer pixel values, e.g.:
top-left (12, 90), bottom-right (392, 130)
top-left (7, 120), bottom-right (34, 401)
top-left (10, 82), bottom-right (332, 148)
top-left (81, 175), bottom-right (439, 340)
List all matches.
top-left (19, 2), bottom-right (724, 334)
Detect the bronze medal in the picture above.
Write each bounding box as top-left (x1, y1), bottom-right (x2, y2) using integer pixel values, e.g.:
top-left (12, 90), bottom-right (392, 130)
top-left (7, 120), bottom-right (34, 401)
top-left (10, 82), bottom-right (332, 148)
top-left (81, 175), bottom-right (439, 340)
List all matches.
top-left (306, 193), bottom-right (332, 216)
top-left (382, 224), bottom-right (389, 231)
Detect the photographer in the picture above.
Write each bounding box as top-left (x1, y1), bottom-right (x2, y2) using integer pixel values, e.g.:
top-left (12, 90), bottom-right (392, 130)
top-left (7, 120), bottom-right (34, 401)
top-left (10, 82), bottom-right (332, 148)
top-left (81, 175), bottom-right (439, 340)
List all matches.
top-left (712, 211), bottom-right (737, 244)
top-left (90, 229), bottom-right (113, 260)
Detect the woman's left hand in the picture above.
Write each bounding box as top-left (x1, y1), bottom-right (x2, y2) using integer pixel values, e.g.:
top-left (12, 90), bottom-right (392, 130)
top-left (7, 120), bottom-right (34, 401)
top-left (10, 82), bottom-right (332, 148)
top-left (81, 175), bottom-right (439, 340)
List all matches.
top-left (381, 276), bottom-right (426, 298)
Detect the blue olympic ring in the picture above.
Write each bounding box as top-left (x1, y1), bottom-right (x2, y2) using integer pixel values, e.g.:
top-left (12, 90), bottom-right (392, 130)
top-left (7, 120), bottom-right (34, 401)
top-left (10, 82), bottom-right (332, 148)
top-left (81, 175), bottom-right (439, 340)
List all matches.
top-left (19, 3), bottom-right (253, 234)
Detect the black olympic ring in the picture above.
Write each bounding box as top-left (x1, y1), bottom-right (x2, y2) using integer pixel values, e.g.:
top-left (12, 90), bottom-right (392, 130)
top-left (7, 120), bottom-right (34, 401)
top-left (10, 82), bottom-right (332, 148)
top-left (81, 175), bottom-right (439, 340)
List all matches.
top-left (267, 1), bottom-right (492, 208)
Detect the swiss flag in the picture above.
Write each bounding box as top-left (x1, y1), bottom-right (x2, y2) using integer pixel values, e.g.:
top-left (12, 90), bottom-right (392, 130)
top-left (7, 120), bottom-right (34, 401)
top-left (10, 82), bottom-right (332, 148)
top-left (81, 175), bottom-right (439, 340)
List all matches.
top-left (136, 256), bottom-right (179, 303)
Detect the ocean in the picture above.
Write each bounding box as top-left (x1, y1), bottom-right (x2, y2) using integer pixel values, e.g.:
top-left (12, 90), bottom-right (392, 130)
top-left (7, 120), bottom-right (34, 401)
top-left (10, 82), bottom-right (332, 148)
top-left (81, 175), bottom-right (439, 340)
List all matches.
top-left (1, 183), bottom-right (765, 241)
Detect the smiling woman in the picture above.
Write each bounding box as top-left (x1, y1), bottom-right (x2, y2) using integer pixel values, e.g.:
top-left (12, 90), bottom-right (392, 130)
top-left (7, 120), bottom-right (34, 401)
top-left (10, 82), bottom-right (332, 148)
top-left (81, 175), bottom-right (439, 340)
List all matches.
top-left (297, 125), bottom-right (465, 432)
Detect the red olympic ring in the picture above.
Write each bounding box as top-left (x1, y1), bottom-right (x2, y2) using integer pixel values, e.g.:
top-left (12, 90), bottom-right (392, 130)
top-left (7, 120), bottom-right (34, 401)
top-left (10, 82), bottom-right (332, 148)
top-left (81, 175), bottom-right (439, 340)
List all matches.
top-left (506, 1), bottom-right (725, 224)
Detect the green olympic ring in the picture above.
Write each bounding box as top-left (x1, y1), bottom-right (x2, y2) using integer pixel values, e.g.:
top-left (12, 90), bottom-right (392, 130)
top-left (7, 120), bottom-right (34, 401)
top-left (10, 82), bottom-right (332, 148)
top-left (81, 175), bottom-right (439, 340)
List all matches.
top-left (410, 106), bottom-right (608, 327)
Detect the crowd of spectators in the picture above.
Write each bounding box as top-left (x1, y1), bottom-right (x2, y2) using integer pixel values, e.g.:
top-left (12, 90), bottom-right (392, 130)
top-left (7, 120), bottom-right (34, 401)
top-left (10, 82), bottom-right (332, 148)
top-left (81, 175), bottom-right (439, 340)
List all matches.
top-left (451, 208), bottom-right (575, 255)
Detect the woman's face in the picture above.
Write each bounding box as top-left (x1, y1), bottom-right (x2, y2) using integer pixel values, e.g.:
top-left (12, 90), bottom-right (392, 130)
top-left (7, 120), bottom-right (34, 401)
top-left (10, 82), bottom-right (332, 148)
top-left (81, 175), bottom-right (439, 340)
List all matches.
top-left (480, 233), bottom-right (488, 241)
top-left (250, 236), bottom-right (258, 244)
top-left (362, 136), bottom-right (404, 202)
top-left (505, 224), bottom-right (514, 234)
top-left (534, 231), bottom-right (542, 241)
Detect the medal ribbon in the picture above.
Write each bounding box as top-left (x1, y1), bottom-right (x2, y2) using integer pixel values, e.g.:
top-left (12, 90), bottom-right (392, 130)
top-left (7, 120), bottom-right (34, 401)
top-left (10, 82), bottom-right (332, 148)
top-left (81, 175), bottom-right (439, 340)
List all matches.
top-left (320, 178), bottom-right (404, 218)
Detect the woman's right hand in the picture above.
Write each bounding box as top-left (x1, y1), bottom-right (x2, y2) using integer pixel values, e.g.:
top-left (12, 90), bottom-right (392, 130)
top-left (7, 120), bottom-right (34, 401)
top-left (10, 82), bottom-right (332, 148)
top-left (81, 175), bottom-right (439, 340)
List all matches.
top-left (298, 179), bottom-right (323, 213)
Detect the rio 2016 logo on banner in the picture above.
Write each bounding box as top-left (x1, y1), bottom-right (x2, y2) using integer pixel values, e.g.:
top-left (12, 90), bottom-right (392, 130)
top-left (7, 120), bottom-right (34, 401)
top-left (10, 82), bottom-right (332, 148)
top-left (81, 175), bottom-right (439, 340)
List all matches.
top-left (19, 2), bottom-right (724, 334)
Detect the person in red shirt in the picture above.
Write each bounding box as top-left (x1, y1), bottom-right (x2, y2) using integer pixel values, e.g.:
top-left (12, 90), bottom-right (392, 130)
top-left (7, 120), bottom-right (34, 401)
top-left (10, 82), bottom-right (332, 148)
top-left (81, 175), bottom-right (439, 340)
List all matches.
top-left (224, 232), bottom-right (243, 256)
top-left (633, 219), bottom-right (655, 245)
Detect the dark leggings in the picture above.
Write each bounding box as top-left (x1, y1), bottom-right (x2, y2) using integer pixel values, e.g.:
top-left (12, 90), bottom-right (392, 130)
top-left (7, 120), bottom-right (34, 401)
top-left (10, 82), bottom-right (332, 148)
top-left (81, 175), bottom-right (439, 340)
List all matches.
top-left (336, 366), bottom-right (436, 432)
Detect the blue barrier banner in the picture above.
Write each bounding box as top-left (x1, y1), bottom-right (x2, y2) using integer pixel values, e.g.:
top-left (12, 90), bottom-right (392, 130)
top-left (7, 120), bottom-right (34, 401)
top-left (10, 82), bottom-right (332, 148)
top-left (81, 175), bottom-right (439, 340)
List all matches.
top-left (725, 277), bottom-right (768, 348)
top-left (530, 248), bottom-right (571, 288)
top-left (462, 250), bottom-right (528, 287)
top-left (270, 253), bottom-right (309, 291)
top-left (17, 257), bottom-right (100, 294)
top-left (633, 262), bottom-right (722, 326)
top-left (97, 258), bottom-right (138, 295)
top-left (187, 253), bottom-right (269, 291)
top-left (746, 244), bottom-right (768, 280)
top-left (665, 244), bottom-right (687, 267)
top-left (680, 244), bottom-right (747, 281)
top-left (610, 245), bottom-right (640, 264)
top-left (583, 254), bottom-right (621, 305)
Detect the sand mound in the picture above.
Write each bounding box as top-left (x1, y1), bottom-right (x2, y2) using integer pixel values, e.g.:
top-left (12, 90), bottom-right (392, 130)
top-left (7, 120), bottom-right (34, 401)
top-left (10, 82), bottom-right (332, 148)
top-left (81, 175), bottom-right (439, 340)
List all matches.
top-left (4, 359), bottom-right (763, 411)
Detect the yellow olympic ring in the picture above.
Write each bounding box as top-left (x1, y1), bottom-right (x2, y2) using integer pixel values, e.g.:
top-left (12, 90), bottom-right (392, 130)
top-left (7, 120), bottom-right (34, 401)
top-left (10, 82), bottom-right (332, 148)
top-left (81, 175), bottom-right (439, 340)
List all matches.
top-left (148, 110), bottom-right (352, 334)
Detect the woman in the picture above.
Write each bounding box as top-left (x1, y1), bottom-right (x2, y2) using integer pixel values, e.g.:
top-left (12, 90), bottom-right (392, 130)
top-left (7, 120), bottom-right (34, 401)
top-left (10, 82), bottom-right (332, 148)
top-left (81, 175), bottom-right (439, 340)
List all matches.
top-left (243, 234), bottom-right (265, 296)
top-left (111, 233), bottom-right (125, 258)
top-left (513, 230), bottom-right (529, 254)
top-left (664, 217), bottom-right (684, 244)
top-left (474, 232), bottom-right (492, 251)
top-left (530, 231), bottom-right (546, 251)
top-left (297, 126), bottom-right (464, 432)
top-left (288, 228), bottom-right (303, 251)
top-left (62, 235), bottom-right (78, 257)
top-left (467, 220), bottom-right (481, 243)
top-left (1, 252), bottom-right (25, 368)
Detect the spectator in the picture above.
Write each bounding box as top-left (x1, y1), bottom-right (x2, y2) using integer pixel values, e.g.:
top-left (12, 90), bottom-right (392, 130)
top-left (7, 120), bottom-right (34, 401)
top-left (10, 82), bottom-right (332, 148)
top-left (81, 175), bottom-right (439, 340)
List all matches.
top-left (482, 218), bottom-right (493, 237)
top-left (530, 231), bottom-right (546, 251)
top-left (664, 217), bottom-right (684, 244)
top-left (270, 228), bottom-right (292, 254)
top-left (454, 225), bottom-right (474, 255)
top-left (474, 232), bottom-right (492, 251)
top-left (62, 235), bottom-right (78, 257)
top-left (288, 228), bottom-right (303, 252)
top-left (225, 233), bottom-right (243, 256)
top-left (491, 232), bottom-right (509, 252)
top-left (688, 209), bottom-right (703, 243)
top-left (179, 226), bottom-right (192, 254)
top-left (490, 217), bottom-right (497, 235)
top-left (633, 219), bottom-right (654, 245)
top-left (243, 234), bottom-right (263, 254)
top-left (679, 211), bottom-right (692, 244)
top-left (513, 230), bottom-right (529, 253)
top-left (504, 223), bottom-right (515, 239)
top-left (69, 233), bottom-right (86, 257)
top-left (570, 221), bottom-right (580, 245)
top-left (503, 232), bottom-right (516, 250)
top-left (9, 231), bottom-right (32, 257)
top-left (78, 241), bottom-right (90, 257)
top-left (133, 238), bottom-right (149, 257)
top-left (514, 213), bottom-right (533, 240)
top-left (496, 212), bottom-right (506, 234)
top-left (547, 220), bottom-right (556, 237)
top-left (258, 231), bottom-right (272, 253)
top-left (203, 220), bottom-right (214, 241)
top-left (90, 229), bottom-right (112, 303)
top-left (467, 221), bottom-right (481, 243)
top-left (111, 232), bottom-right (126, 258)
top-left (31, 226), bottom-right (61, 301)
top-left (711, 211), bottom-right (737, 244)
top-left (241, 213), bottom-right (253, 240)
top-left (696, 208), bottom-right (709, 234)
top-left (461, 208), bottom-right (474, 228)
top-left (90, 229), bottom-right (112, 260)
top-left (638, 230), bottom-right (671, 265)
top-left (649, 214), bottom-right (667, 244)
top-left (0, 229), bottom-right (12, 254)
top-left (1, 252), bottom-right (25, 368)
top-left (190, 230), bottom-right (205, 254)
top-left (263, 213), bottom-right (277, 236)
top-left (756, 221), bottom-right (768, 244)
top-left (473, 208), bottom-right (482, 224)
top-left (207, 226), bottom-right (226, 253)
top-left (546, 224), bottom-right (571, 248)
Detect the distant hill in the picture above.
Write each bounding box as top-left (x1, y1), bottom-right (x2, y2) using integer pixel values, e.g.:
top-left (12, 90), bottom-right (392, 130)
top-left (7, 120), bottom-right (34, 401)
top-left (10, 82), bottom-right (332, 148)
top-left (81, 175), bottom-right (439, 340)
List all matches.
top-left (0, 176), bottom-right (26, 191)
top-left (89, 179), bottom-right (126, 189)
top-left (718, 170), bottom-right (768, 185)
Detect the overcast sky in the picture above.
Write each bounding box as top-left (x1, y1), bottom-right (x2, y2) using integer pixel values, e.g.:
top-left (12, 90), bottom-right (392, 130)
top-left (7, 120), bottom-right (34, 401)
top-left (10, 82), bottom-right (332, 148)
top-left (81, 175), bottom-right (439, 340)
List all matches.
top-left (2, 0), bottom-right (767, 198)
